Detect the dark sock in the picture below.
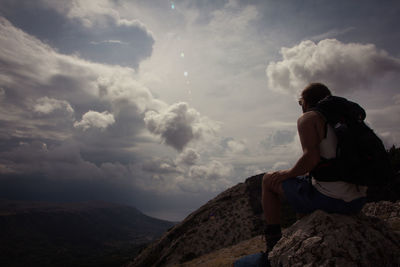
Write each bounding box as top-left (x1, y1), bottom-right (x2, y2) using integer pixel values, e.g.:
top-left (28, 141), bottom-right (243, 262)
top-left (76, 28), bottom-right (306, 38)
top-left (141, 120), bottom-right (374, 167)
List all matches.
top-left (264, 224), bottom-right (282, 252)
top-left (258, 251), bottom-right (271, 267)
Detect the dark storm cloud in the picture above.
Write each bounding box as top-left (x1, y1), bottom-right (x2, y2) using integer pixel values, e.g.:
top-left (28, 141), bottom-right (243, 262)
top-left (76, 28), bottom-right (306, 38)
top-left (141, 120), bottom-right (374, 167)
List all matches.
top-left (0, 15), bottom-right (222, 217)
top-left (0, 0), bottom-right (154, 68)
top-left (0, 16), bottom-right (149, 202)
top-left (0, 173), bottom-right (137, 204)
top-left (0, 137), bottom-right (143, 205)
top-left (144, 102), bottom-right (217, 151)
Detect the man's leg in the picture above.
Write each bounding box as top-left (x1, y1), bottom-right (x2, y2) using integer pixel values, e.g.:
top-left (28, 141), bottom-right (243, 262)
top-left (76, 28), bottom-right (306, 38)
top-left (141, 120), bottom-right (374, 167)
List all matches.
top-left (262, 173), bottom-right (284, 224)
top-left (261, 173), bottom-right (284, 252)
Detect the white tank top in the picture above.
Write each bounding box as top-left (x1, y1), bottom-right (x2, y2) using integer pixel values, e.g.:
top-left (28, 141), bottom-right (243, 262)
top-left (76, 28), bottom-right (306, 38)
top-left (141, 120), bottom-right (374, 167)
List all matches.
top-left (319, 124), bottom-right (337, 159)
top-left (312, 124), bottom-right (367, 202)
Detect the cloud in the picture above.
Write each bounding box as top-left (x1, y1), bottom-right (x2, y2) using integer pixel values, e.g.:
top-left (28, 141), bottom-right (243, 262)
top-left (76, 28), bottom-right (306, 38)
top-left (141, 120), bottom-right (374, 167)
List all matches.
top-left (142, 158), bottom-right (182, 174)
top-left (74, 110), bottom-right (115, 131)
top-left (367, 103), bottom-right (400, 147)
top-left (144, 102), bottom-right (218, 151)
top-left (266, 39), bottom-right (400, 95)
top-left (40, 0), bottom-right (155, 40)
top-left (0, 12), bottom-right (158, 146)
top-left (226, 138), bottom-right (247, 153)
top-left (189, 160), bottom-right (233, 181)
top-left (0, 140), bottom-right (96, 177)
top-left (177, 160), bottom-right (233, 193)
top-left (0, 15), bottom-right (227, 208)
top-left (1, 0), bottom-right (154, 68)
top-left (176, 149), bottom-right (199, 166)
top-left (261, 129), bottom-right (296, 149)
top-left (394, 94), bottom-right (400, 105)
top-left (39, 0), bottom-right (135, 28)
top-left (258, 121), bottom-right (297, 129)
top-left (0, 16), bottom-right (156, 138)
top-left (90, 40), bottom-right (129, 45)
top-left (0, 88), bottom-right (4, 100)
top-left (33, 97), bottom-right (74, 115)
top-left (96, 74), bottom-right (162, 114)
top-left (272, 161), bottom-right (290, 171)
top-left (309, 27), bottom-right (355, 42)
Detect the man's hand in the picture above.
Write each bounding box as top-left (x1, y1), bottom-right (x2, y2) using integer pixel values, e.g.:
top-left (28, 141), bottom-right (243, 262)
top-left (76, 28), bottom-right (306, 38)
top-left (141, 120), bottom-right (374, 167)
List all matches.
top-left (267, 170), bottom-right (291, 189)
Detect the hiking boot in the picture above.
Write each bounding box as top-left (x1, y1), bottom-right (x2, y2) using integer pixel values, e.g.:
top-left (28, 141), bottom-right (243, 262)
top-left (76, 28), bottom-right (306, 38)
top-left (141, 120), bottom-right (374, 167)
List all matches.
top-left (258, 251), bottom-right (271, 267)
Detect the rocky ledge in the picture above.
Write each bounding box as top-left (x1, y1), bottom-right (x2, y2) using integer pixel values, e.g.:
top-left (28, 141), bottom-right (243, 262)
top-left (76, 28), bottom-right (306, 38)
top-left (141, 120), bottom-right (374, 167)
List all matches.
top-left (129, 172), bottom-right (400, 267)
top-left (269, 201), bottom-right (400, 267)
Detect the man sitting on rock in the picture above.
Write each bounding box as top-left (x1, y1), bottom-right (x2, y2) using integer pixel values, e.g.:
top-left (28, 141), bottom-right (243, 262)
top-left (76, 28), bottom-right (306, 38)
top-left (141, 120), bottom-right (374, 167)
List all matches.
top-left (261, 83), bottom-right (367, 254)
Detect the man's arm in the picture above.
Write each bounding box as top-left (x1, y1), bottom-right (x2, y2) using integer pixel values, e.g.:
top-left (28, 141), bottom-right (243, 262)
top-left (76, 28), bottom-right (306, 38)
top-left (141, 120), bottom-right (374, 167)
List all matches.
top-left (289, 112), bottom-right (323, 176)
top-left (269, 112), bottom-right (323, 186)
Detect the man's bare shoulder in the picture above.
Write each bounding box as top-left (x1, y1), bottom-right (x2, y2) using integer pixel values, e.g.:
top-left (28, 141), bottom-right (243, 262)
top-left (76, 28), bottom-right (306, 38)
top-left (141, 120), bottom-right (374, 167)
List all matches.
top-left (297, 111), bottom-right (326, 141)
top-left (297, 111), bottom-right (321, 125)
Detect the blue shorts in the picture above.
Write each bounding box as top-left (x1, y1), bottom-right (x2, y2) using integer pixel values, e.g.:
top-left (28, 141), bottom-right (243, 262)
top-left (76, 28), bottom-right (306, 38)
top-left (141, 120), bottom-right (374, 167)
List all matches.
top-left (282, 176), bottom-right (366, 214)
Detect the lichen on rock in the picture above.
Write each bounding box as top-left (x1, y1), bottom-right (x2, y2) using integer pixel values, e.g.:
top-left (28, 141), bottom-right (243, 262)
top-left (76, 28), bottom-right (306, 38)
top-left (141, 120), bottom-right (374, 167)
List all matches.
top-left (269, 209), bottom-right (400, 267)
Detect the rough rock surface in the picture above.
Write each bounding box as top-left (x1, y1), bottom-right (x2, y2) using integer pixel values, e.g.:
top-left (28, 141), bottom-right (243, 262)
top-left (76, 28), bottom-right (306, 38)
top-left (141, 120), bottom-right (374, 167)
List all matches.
top-left (363, 200), bottom-right (400, 233)
top-left (129, 174), bottom-right (267, 267)
top-left (269, 209), bottom-right (400, 267)
top-left (129, 173), bottom-right (400, 267)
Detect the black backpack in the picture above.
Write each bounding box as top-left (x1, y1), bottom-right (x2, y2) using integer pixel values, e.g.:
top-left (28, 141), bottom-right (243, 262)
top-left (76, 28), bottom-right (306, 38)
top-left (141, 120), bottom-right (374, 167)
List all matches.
top-left (310, 96), bottom-right (394, 186)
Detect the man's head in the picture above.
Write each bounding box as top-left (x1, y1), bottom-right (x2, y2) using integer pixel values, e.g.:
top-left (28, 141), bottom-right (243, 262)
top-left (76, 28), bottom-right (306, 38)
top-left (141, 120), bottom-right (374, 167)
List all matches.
top-left (299, 83), bottom-right (332, 113)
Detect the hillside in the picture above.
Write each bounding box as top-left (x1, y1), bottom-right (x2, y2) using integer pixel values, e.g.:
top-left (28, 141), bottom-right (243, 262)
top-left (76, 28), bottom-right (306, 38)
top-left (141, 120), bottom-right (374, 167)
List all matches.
top-left (0, 200), bottom-right (175, 267)
top-left (129, 174), bottom-right (297, 266)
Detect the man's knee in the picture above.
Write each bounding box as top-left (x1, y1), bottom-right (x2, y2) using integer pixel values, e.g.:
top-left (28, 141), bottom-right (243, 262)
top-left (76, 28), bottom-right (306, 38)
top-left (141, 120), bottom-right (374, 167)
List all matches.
top-left (262, 172), bottom-right (284, 196)
top-left (262, 173), bottom-right (273, 190)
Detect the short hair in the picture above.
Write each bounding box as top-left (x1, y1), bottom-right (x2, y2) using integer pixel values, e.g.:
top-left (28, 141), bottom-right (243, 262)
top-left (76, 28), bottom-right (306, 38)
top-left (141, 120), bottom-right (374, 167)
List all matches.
top-left (301, 83), bottom-right (332, 107)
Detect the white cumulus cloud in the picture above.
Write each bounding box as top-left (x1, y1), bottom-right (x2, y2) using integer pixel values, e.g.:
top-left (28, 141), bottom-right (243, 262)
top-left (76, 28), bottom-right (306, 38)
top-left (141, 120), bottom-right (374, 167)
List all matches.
top-left (266, 39), bottom-right (400, 95)
top-left (74, 110), bottom-right (115, 131)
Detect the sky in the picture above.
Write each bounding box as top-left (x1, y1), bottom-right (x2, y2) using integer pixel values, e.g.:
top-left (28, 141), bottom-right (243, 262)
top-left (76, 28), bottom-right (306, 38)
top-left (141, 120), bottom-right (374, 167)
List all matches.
top-left (0, 0), bottom-right (399, 221)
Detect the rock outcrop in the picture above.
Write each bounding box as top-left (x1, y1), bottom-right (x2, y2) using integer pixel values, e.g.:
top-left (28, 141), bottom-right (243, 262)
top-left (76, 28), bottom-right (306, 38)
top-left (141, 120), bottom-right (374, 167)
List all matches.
top-left (130, 174), bottom-right (297, 267)
top-left (362, 200), bottom-right (400, 234)
top-left (129, 174), bottom-right (266, 267)
top-left (269, 205), bottom-right (400, 267)
top-left (129, 173), bottom-right (400, 267)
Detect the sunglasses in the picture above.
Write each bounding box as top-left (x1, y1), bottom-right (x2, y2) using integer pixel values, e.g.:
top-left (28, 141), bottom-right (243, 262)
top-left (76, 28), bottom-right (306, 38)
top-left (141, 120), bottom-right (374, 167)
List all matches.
top-left (298, 98), bottom-right (304, 106)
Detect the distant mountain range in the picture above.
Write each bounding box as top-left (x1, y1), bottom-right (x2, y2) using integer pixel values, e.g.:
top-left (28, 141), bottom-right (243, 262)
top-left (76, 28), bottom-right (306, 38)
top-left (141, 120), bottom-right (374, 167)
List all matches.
top-left (0, 199), bottom-right (175, 267)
